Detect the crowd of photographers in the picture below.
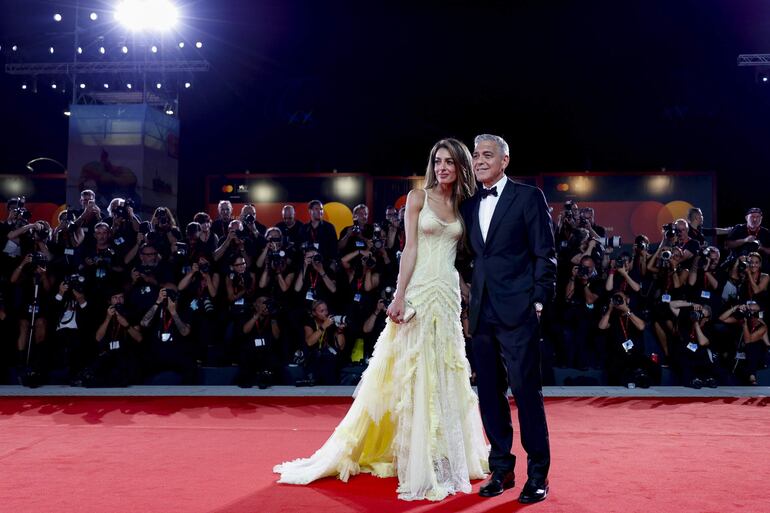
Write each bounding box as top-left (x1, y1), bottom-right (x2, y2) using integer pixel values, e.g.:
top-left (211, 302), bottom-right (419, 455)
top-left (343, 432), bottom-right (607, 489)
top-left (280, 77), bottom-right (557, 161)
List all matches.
top-left (0, 192), bottom-right (768, 388)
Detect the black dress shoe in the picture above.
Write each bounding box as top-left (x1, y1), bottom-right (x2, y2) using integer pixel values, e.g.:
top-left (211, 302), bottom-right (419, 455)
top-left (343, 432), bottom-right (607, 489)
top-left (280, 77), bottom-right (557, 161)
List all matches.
top-left (479, 470), bottom-right (515, 497)
top-left (518, 478), bottom-right (549, 504)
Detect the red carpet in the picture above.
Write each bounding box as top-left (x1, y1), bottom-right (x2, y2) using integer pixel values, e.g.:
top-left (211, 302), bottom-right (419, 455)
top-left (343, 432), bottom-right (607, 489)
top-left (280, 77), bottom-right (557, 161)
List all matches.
top-left (1, 396), bottom-right (768, 513)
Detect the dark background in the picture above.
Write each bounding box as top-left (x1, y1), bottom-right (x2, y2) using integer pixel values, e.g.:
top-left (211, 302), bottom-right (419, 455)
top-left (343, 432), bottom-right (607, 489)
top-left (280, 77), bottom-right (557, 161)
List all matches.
top-left (1, 0), bottom-right (769, 224)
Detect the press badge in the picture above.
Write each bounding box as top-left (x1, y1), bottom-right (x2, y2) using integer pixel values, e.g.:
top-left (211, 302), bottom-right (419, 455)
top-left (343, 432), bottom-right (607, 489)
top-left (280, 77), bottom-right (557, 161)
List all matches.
top-left (305, 290), bottom-right (316, 301)
top-left (254, 338), bottom-right (265, 347)
top-left (586, 302), bottom-right (594, 310)
top-left (96, 268), bottom-right (106, 279)
top-left (661, 294), bottom-right (672, 303)
top-left (28, 305), bottom-right (40, 314)
top-left (687, 342), bottom-right (698, 352)
top-left (700, 291), bottom-right (711, 299)
top-left (109, 341), bottom-right (120, 350)
top-left (115, 237), bottom-right (125, 246)
top-left (353, 293), bottom-right (362, 302)
top-left (161, 333), bottom-right (173, 342)
top-left (190, 299), bottom-right (199, 311)
top-left (735, 351), bottom-right (746, 360)
top-left (182, 266), bottom-right (192, 275)
top-left (234, 298), bottom-right (245, 306)
top-left (622, 339), bottom-right (634, 352)
top-left (64, 248), bottom-right (75, 256)
top-left (143, 286), bottom-right (151, 294)
top-left (313, 243), bottom-right (319, 249)
top-left (327, 347), bottom-right (337, 355)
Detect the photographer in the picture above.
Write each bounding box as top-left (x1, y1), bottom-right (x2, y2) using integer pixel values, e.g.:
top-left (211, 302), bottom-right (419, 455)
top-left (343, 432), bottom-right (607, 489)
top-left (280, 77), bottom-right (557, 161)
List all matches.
top-left (239, 203), bottom-right (267, 238)
top-left (647, 241), bottom-right (690, 364)
top-left (670, 300), bottom-right (718, 388)
top-left (178, 255), bottom-right (220, 364)
top-left (294, 246), bottom-right (337, 305)
top-left (299, 200), bottom-right (338, 262)
top-left (719, 301), bottom-right (769, 385)
top-left (139, 285), bottom-right (196, 384)
top-left (687, 207), bottom-right (730, 247)
top-left (673, 219), bottom-right (699, 267)
top-left (80, 289), bottom-right (142, 387)
top-left (729, 252), bottom-right (769, 307)
top-left (81, 223), bottom-right (123, 300)
top-left (303, 300), bottom-right (346, 385)
top-left (340, 242), bottom-right (382, 337)
top-left (237, 296), bottom-right (281, 388)
top-left (556, 200), bottom-right (581, 247)
top-left (49, 275), bottom-right (94, 382)
top-left (361, 288), bottom-right (392, 359)
top-left (257, 227), bottom-right (296, 298)
top-left (577, 207), bottom-right (606, 239)
top-left (224, 256), bottom-right (256, 359)
top-left (10, 252), bottom-right (53, 372)
top-left (687, 247), bottom-right (721, 309)
top-left (104, 198), bottom-right (140, 249)
top-left (192, 212), bottom-right (219, 255)
top-left (73, 190), bottom-right (103, 243)
top-left (338, 204), bottom-right (373, 253)
top-left (381, 205), bottom-right (400, 252)
top-left (725, 208), bottom-right (770, 268)
top-left (214, 220), bottom-right (252, 267)
top-left (148, 206), bottom-right (181, 259)
top-left (125, 242), bottom-right (170, 318)
top-left (210, 200), bottom-right (234, 240)
top-left (563, 255), bottom-right (604, 369)
top-left (598, 291), bottom-right (653, 387)
top-left (7, 219), bottom-right (54, 263)
top-left (568, 228), bottom-right (604, 268)
top-left (50, 209), bottom-right (85, 266)
top-left (605, 252), bottom-right (641, 298)
top-left (276, 205), bottom-right (304, 246)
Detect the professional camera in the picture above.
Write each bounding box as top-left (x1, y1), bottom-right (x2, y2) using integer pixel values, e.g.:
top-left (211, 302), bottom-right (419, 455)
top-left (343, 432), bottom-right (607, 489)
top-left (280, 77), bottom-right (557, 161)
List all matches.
top-left (381, 286), bottom-right (396, 307)
top-left (660, 250), bottom-right (673, 267)
top-left (737, 259), bottom-right (749, 273)
top-left (139, 221), bottom-right (152, 235)
top-left (634, 236), bottom-right (649, 252)
top-left (662, 223), bottom-right (678, 240)
top-left (113, 303), bottom-right (126, 316)
top-left (311, 253), bottom-right (324, 264)
top-left (94, 248), bottom-right (115, 266)
top-left (263, 298), bottom-right (280, 316)
top-left (112, 203), bottom-right (131, 220)
top-left (741, 240), bottom-right (761, 256)
top-left (163, 288), bottom-right (178, 302)
top-left (243, 213), bottom-right (256, 225)
top-left (363, 255), bottom-right (377, 268)
top-left (330, 314), bottom-right (347, 327)
top-left (611, 293), bottom-right (625, 306)
top-left (156, 210), bottom-right (169, 225)
top-left (64, 273), bottom-right (86, 292)
top-left (690, 310), bottom-right (705, 322)
top-left (199, 263), bottom-right (210, 274)
top-left (577, 265), bottom-right (594, 278)
top-left (350, 224), bottom-right (362, 234)
top-left (600, 235), bottom-right (622, 249)
top-left (372, 237), bottom-right (385, 250)
top-left (31, 224), bottom-right (50, 241)
top-left (31, 252), bottom-right (48, 267)
top-left (268, 250), bottom-right (286, 267)
top-left (174, 242), bottom-right (188, 257)
top-left (563, 201), bottom-right (577, 219)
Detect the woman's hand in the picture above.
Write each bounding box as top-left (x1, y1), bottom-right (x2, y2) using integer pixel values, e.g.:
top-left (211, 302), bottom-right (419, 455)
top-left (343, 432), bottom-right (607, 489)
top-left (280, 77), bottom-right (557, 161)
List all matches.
top-left (387, 296), bottom-right (405, 323)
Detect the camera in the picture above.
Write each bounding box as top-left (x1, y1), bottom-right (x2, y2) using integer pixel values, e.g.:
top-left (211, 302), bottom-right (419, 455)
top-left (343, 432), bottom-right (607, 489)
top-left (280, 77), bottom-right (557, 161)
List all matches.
top-left (163, 288), bottom-right (178, 302)
top-left (113, 204), bottom-right (130, 220)
top-left (660, 250), bottom-right (673, 266)
top-left (381, 286), bottom-right (395, 307)
top-left (174, 242), bottom-right (188, 257)
top-left (113, 303), bottom-right (126, 316)
top-left (611, 293), bottom-right (625, 306)
top-left (268, 250), bottom-right (286, 267)
top-left (263, 298), bottom-right (280, 316)
top-left (351, 225), bottom-right (362, 234)
top-left (64, 273), bottom-right (86, 292)
top-left (600, 235), bottom-right (622, 249)
top-left (662, 223), bottom-right (678, 240)
top-left (139, 221), bottom-right (152, 235)
top-left (372, 238), bottom-right (384, 250)
top-left (31, 252), bottom-right (48, 267)
top-left (614, 256), bottom-right (627, 268)
top-left (563, 201), bottom-right (576, 219)
top-left (577, 265), bottom-right (594, 278)
top-left (737, 259), bottom-right (748, 273)
top-left (94, 248), bottom-right (115, 266)
top-left (156, 210), bottom-right (169, 224)
top-left (330, 314), bottom-right (347, 327)
top-left (312, 253), bottom-right (324, 264)
top-left (741, 240), bottom-right (761, 255)
top-left (244, 214), bottom-right (255, 225)
top-left (634, 236), bottom-right (649, 252)
top-left (31, 224), bottom-right (50, 241)
top-left (690, 310), bottom-right (705, 322)
top-left (199, 263), bottom-right (210, 274)
top-left (363, 255), bottom-right (377, 268)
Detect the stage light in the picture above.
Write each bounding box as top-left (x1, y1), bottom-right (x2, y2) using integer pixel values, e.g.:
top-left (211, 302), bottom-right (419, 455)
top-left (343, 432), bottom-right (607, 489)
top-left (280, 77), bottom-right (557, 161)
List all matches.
top-left (122, 46), bottom-right (129, 54)
top-left (103, 83), bottom-right (110, 89)
top-left (114, 0), bottom-right (179, 32)
top-left (764, 76), bottom-right (769, 83)
top-left (77, 46), bottom-right (83, 54)
top-left (99, 46), bottom-right (106, 54)
top-left (151, 45), bottom-right (158, 53)
top-left (64, 111), bottom-right (71, 116)
top-left (54, 13), bottom-right (62, 22)
top-left (21, 83), bottom-right (27, 90)
top-left (165, 109), bottom-right (174, 115)
top-left (51, 82), bottom-right (57, 89)
top-left (184, 82), bottom-right (191, 88)
top-left (178, 41), bottom-right (185, 48)
top-left (156, 82), bottom-right (162, 89)
top-left (127, 83), bottom-right (133, 89)
top-left (90, 12), bottom-right (98, 21)
top-left (195, 41), bottom-right (203, 49)
top-left (49, 46), bottom-right (55, 54)
top-left (79, 83), bottom-right (86, 89)
top-left (12, 45), bottom-right (18, 52)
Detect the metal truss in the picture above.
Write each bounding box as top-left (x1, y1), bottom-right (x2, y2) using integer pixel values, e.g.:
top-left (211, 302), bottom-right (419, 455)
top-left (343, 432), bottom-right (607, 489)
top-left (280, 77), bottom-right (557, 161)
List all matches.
top-left (737, 54), bottom-right (770, 66)
top-left (5, 60), bottom-right (210, 75)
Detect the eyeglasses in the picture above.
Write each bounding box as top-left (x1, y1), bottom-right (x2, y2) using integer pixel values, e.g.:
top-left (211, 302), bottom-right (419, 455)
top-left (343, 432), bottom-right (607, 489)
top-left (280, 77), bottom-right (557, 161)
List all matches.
top-left (141, 252), bottom-right (158, 256)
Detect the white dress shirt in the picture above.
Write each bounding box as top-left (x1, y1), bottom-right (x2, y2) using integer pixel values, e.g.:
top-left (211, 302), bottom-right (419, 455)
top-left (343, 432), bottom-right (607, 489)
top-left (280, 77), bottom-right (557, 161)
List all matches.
top-left (478, 174), bottom-right (508, 242)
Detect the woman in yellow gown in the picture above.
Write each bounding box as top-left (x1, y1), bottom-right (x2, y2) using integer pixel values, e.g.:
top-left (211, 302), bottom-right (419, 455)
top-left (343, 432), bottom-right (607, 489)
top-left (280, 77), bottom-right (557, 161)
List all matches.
top-left (274, 139), bottom-right (489, 501)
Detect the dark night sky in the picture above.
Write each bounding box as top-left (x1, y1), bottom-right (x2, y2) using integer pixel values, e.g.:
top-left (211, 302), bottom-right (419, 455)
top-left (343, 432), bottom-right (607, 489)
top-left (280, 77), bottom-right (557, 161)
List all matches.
top-left (2, 0), bottom-right (770, 223)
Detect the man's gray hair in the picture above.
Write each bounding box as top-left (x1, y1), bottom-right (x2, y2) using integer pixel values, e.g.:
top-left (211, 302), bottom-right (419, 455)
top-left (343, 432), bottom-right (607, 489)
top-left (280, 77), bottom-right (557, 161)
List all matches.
top-left (474, 134), bottom-right (510, 157)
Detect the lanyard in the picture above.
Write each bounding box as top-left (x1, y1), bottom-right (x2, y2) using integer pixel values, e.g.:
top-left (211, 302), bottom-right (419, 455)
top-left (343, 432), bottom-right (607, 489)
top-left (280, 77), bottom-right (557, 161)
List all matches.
top-left (309, 270), bottom-right (319, 290)
top-left (619, 315), bottom-right (629, 340)
top-left (162, 309), bottom-right (174, 332)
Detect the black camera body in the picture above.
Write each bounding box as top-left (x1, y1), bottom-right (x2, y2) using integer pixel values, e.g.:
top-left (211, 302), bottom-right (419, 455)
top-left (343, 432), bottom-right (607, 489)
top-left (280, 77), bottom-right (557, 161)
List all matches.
top-left (363, 255), bottom-right (377, 269)
top-left (611, 293), bottom-right (625, 306)
top-left (31, 252), bottom-right (48, 268)
top-left (199, 263), bottom-right (210, 274)
top-left (163, 288), bottom-right (178, 302)
top-left (64, 273), bottom-right (86, 292)
top-left (243, 214), bottom-right (256, 225)
top-left (311, 253), bottom-right (324, 264)
top-left (577, 265), bottom-right (594, 278)
top-left (662, 223), bottom-right (678, 240)
top-left (380, 286), bottom-right (395, 307)
top-left (268, 250), bottom-right (286, 268)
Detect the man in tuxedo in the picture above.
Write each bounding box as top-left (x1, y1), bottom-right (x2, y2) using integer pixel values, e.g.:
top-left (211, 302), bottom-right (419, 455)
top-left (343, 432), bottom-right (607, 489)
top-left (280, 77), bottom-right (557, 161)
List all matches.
top-left (461, 134), bottom-right (556, 504)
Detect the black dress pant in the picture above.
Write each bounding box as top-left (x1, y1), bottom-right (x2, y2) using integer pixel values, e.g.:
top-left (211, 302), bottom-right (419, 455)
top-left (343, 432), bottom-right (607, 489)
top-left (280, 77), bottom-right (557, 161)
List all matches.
top-left (472, 294), bottom-right (550, 481)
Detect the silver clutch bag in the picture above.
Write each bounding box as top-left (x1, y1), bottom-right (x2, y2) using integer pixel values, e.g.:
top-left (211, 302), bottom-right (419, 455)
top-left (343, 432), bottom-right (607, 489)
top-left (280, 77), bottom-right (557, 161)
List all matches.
top-left (402, 302), bottom-right (416, 323)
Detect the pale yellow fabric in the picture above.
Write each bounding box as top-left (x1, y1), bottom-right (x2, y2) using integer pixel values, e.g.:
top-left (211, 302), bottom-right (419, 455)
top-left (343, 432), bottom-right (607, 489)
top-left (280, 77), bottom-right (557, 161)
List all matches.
top-left (273, 191), bottom-right (489, 501)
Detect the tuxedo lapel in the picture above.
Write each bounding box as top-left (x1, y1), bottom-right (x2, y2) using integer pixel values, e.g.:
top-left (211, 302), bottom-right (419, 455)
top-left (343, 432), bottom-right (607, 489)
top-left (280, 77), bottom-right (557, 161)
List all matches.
top-left (470, 192), bottom-right (484, 250)
top-left (485, 179), bottom-right (516, 247)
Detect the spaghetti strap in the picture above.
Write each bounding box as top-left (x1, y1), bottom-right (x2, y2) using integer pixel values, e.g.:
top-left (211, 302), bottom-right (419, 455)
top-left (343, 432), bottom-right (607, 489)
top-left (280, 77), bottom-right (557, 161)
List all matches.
top-left (422, 188), bottom-right (429, 209)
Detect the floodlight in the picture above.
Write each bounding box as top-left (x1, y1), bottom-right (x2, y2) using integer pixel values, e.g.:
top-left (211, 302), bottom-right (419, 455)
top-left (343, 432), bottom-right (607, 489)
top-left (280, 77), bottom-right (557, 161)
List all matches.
top-left (195, 41), bottom-right (203, 49)
top-left (12, 45), bottom-right (18, 52)
top-left (184, 82), bottom-right (191, 88)
top-left (151, 45), bottom-right (158, 53)
top-left (79, 83), bottom-right (86, 89)
top-left (764, 76), bottom-right (769, 83)
top-left (156, 82), bottom-right (162, 89)
top-left (178, 41), bottom-right (185, 48)
top-left (127, 83), bottom-right (133, 89)
top-left (49, 47), bottom-right (55, 54)
top-left (99, 46), bottom-right (106, 54)
top-left (64, 111), bottom-right (71, 116)
top-left (90, 12), bottom-right (98, 21)
top-left (51, 83), bottom-right (57, 89)
top-left (165, 109), bottom-right (174, 115)
top-left (122, 46), bottom-right (129, 54)
top-left (21, 84), bottom-right (28, 90)
top-left (114, 0), bottom-right (179, 32)
top-left (54, 13), bottom-right (63, 22)
top-left (103, 83), bottom-right (110, 89)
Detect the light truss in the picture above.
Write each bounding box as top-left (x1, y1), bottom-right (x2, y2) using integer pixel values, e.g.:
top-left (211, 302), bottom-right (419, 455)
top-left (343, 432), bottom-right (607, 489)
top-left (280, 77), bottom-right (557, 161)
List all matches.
top-left (737, 54), bottom-right (770, 66)
top-left (5, 60), bottom-right (210, 74)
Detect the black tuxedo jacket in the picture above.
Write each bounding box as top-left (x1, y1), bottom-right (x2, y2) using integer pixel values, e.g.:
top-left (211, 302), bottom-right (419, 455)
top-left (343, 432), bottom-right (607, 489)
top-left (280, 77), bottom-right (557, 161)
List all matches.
top-left (460, 178), bottom-right (557, 333)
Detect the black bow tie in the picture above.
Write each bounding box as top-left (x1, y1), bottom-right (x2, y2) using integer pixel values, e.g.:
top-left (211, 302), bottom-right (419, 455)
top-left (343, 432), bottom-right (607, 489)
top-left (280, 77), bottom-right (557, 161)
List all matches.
top-left (480, 186), bottom-right (498, 199)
